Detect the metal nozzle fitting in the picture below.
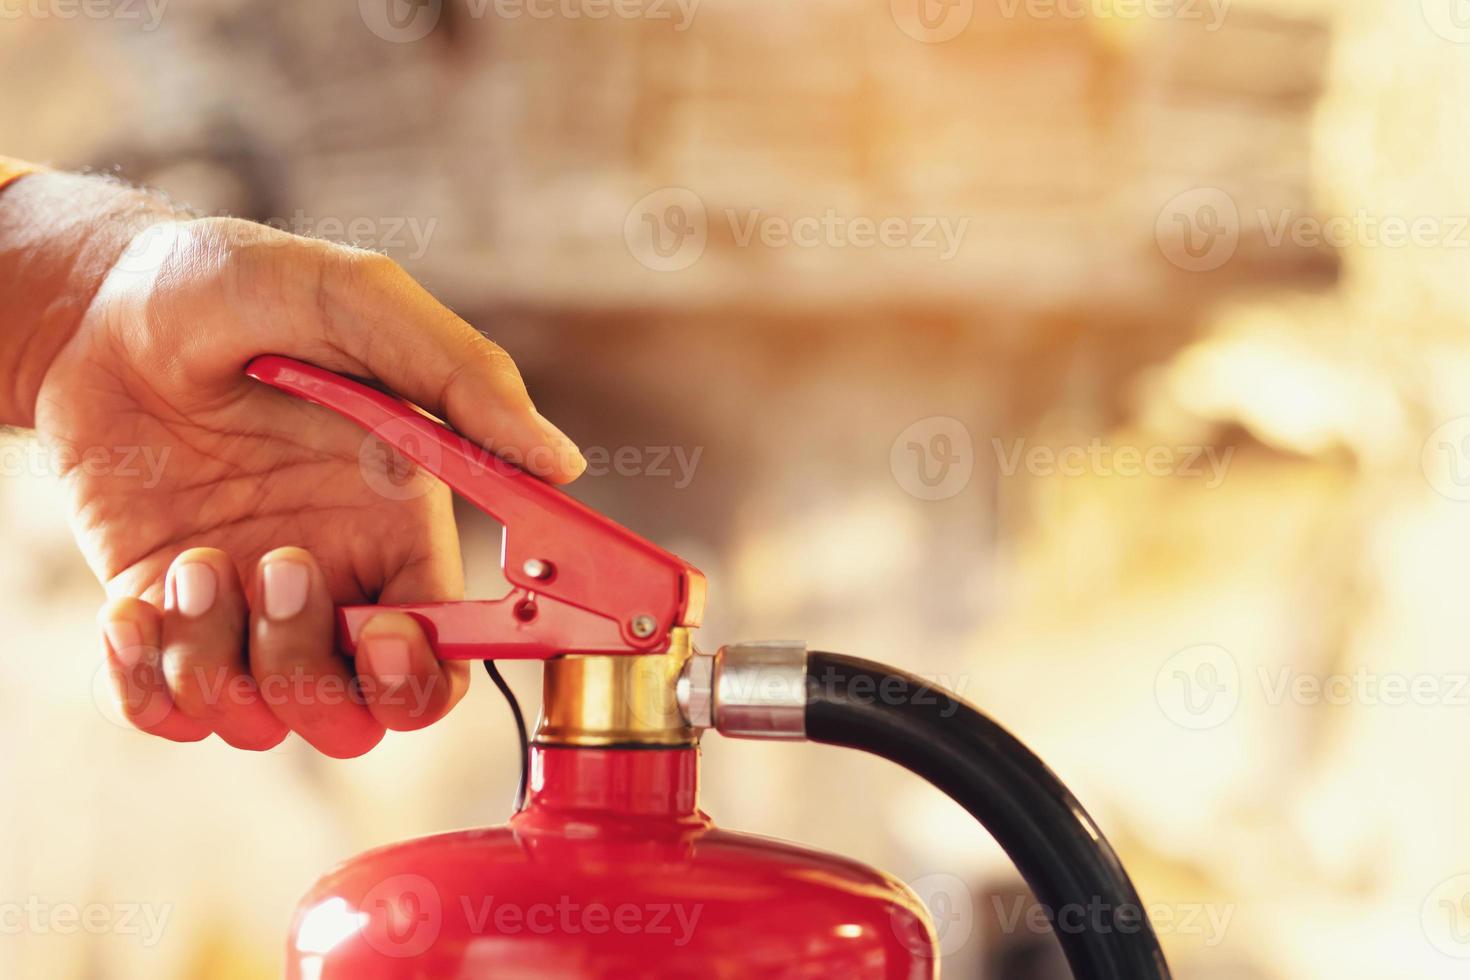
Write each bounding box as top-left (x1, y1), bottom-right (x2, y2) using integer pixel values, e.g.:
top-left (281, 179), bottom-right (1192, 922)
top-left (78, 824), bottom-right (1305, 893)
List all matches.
top-left (677, 641), bottom-right (808, 740)
top-left (675, 648), bottom-right (715, 729)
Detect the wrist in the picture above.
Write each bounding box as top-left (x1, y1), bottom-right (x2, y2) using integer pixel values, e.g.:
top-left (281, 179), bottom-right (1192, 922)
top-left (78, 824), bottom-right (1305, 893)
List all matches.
top-left (0, 170), bottom-right (185, 427)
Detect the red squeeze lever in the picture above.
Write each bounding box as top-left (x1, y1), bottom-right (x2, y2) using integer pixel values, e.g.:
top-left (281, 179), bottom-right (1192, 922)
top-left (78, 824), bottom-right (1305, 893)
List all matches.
top-left (244, 355), bottom-right (706, 660)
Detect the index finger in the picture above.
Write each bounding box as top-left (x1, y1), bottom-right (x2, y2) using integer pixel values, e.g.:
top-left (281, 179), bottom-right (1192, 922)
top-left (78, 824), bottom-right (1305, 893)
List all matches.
top-left (254, 234), bottom-right (586, 483)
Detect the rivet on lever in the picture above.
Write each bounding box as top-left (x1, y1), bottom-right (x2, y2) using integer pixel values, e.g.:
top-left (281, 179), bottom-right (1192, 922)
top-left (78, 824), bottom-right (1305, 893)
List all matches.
top-left (630, 614), bottom-right (658, 638)
top-left (522, 559), bottom-right (554, 580)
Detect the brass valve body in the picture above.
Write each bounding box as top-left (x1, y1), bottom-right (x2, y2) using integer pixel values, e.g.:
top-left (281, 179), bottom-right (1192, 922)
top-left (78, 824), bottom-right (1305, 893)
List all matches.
top-left (535, 627), bottom-right (696, 747)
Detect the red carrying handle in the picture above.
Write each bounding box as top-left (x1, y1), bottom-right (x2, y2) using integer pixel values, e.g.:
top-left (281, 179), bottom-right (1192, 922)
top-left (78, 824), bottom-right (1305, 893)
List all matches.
top-left (245, 355), bottom-right (705, 659)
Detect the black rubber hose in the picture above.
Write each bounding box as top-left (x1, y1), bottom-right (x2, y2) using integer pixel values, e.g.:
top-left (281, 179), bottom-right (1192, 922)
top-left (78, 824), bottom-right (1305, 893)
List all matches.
top-left (804, 652), bottom-right (1171, 980)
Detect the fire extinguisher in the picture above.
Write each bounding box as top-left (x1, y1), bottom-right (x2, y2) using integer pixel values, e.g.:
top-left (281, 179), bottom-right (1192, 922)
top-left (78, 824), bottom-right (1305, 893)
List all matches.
top-left (248, 357), bottom-right (1172, 980)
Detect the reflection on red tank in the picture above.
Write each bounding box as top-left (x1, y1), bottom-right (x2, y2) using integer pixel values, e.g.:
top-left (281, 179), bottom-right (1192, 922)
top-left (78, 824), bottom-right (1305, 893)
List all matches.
top-left (287, 746), bottom-right (937, 979)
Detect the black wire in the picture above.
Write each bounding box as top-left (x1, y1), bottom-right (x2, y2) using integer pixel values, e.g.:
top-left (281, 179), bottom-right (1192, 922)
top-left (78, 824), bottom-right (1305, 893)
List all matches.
top-left (482, 660), bottom-right (529, 812)
top-left (804, 652), bottom-right (1172, 980)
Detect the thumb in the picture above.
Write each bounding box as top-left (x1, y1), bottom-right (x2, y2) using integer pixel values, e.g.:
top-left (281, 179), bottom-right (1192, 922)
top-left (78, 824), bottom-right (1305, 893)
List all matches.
top-left (263, 237), bottom-right (586, 483)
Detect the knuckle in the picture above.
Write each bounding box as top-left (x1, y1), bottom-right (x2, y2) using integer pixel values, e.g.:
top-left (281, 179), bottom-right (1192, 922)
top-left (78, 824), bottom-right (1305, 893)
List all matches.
top-left (173, 546), bottom-right (228, 570)
top-left (330, 244), bottom-right (402, 287)
top-left (165, 656), bottom-right (230, 721)
top-left (442, 335), bottom-right (528, 416)
top-left (133, 218), bottom-right (273, 313)
top-left (98, 596), bottom-right (152, 629)
top-left (467, 334), bottom-right (517, 374)
top-left (178, 217), bottom-right (331, 311)
top-left (260, 544), bottom-right (313, 565)
top-left (169, 690), bottom-right (218, 723)
top-left (172, 217), bottom-right (260, 277)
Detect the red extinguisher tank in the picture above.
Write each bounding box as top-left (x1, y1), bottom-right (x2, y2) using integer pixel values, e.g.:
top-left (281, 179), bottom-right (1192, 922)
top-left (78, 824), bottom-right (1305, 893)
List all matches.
top-left (251, 357), bottom-right (1170, 980)
top-left (287, 746), bottom-right (937, 979)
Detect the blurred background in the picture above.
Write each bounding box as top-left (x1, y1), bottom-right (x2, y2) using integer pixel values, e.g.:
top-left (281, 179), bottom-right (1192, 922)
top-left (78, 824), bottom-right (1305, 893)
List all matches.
top-left (4, 0), bottom-right (1470, 976)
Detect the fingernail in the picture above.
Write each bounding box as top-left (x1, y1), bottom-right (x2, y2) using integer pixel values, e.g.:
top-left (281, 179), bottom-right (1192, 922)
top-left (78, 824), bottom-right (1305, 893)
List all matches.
top-left (104, 619), bottom-right (145, 669)
top-left (174, 562), bottom-right (217, 618)
top-left (364, 635), bottom-right (412, 692)
top-left (262, 560), bottom-right (310, 621)
top-left (533, 411), bottom-right (587, 478)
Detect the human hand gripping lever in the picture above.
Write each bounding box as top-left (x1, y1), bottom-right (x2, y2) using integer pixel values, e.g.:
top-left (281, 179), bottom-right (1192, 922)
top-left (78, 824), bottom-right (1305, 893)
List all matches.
top-left (244, 354), bottom-right (707, 662)
top-left (252, 356), bottom-right (1171, 980)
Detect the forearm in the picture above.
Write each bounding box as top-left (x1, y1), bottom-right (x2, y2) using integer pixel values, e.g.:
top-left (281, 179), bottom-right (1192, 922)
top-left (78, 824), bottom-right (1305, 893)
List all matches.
top-left (0, 166), bottom-right (180, 427)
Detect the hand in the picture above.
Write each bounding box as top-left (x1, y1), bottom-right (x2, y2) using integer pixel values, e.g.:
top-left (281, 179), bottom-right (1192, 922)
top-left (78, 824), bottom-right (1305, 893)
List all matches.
top-left (30, 213), bottom-right (585, 756)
